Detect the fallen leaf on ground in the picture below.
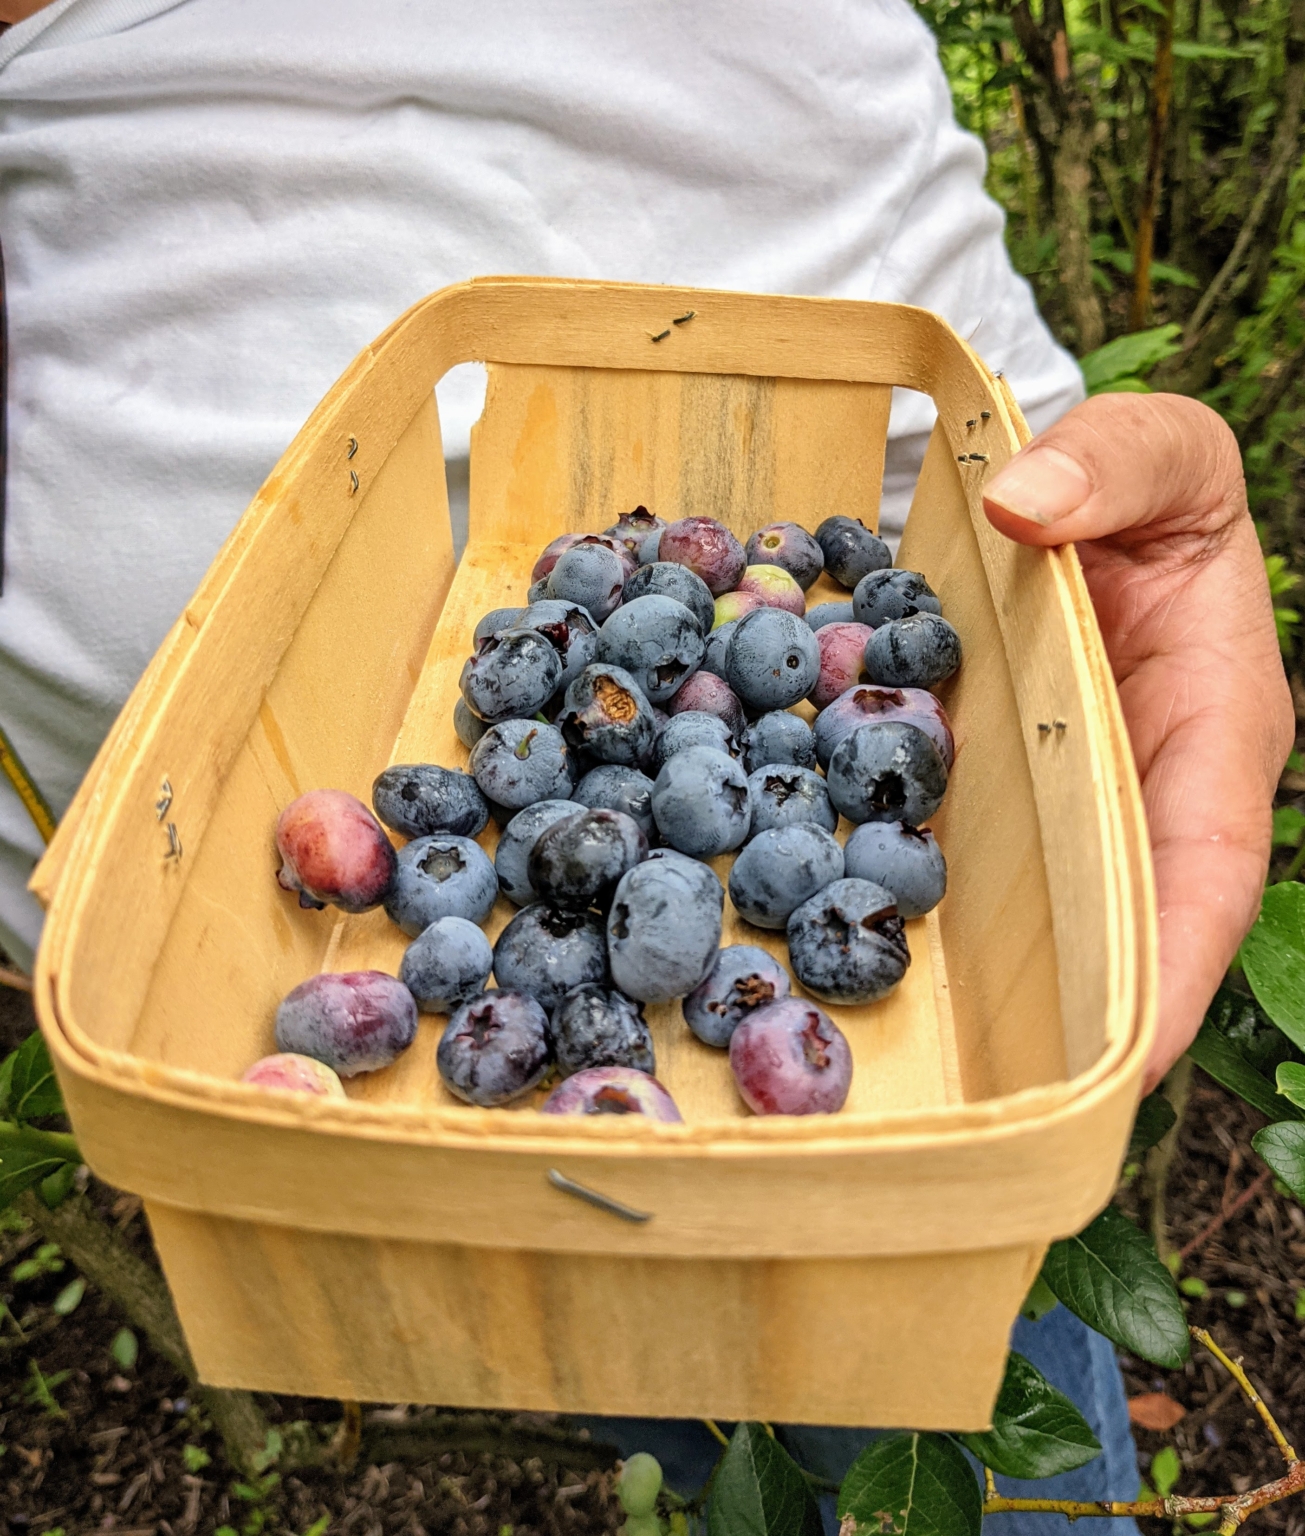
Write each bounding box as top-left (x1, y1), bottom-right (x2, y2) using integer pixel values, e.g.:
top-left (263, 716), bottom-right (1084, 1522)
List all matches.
top-left (1129, 1392), bottom-right (1187, 1430)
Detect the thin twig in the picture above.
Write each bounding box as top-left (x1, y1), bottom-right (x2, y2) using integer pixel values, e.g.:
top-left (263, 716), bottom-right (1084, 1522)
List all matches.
top-left (985, 1466), bottom-right (998, 1501)
top-left (1181, 1169), bottom-right (1275, 1260)
top-left (1192, 1327), bottom-right (1297, 1465)
top-left (0, 965), bottom-right (31, 993)
top-left (702, 1419), bottom-right (730, 1448)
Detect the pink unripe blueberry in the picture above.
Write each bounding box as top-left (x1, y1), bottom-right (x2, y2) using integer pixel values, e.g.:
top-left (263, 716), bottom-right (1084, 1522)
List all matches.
top-left (274, 971), bottom-right (418, 1077)
top-left (275, 789), bottom-right (397, 913)
top-left (809, 622), bottom-right (875, 710)
top-left (713, 590), bottom-right (763, 629)
top-left (735, 563), bottom-right (806, 616)
top-left (659, 517), bottom-right (747, 596)
top-left (668, 671), bottom-right (746, 736)
top-left (241, 1052), bottom-right (347, 1098)
top-left (531, 532), bottom-right (584, 584)
top-left (540, 1064), bottom-right (683, 1121)
top-left (729, 998), bottom-right (853, 1115)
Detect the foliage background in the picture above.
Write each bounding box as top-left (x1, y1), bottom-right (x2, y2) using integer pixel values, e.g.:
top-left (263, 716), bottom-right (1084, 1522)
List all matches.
top-left (918, 0), bottom-right (1305, 647)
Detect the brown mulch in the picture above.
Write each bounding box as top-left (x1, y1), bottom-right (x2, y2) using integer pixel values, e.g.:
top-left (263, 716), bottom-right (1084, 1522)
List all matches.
top-left (5, 969), bottom-right (1305, 1535)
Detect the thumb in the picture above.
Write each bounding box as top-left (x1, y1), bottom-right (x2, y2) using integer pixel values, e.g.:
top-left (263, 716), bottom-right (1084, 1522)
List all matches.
top-left (982, 392), bottom-right (1246, 548)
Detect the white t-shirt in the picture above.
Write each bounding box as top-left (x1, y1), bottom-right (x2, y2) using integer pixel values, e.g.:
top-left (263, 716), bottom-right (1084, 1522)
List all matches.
top-left (0, 0), bottom-right (1083, 967)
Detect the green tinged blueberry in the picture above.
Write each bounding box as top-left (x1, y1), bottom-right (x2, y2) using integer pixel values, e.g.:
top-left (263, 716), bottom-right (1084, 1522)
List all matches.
top-left (682, 945), bottom-right (792, 1048)
top-left (607, 855), bottom-right (724, 1002)
top-left (494, 799), bottom-right (580, 906)
top-left (552, 984), bottom-right (655, 1076)
top-left (826, 720), bottom-right (948, 826)
top-left (746, 764), bottom-right (837, 839)
top-left (492, 903), bottom-right (608, 1012)
top-left (786, 876), bottom-right (910, 1004)
top-left (864, 612), bottom-right (962, 689)
top-left (399, 916), bottom-right (494, 1013)
top-left (745, 522), bottom-right (825, 589)
top-left (372, 764), bottom-right (489, 839)
top-left (617, 1453), bottom-right (665, 1517)
top-left (651, 745), bottom-right (751, 856)
top-left (727, 823), bottom-right (844, 929)
top-left (843, 820), bottom-right (947, 918)
top-left (436, 989), bottom-right (552, 1106)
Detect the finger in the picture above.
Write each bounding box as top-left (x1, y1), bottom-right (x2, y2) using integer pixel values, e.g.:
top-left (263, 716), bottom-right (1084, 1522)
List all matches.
top-left (981, 393), bottom-right (1245, 548)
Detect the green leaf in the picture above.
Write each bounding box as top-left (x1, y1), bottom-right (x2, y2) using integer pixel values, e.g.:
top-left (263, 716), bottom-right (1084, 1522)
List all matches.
top-left (1172, 39), bottom-right (1260, 58)
top-left (0, 1144), bottom-right (73, 1212)
top-left (708, 1423), bottom-right (821, 1536)
top-left (1128, 1093), bottom-right (1177, 1159)
top-left (958, 1352), bottom-right (1101, 1479)
top-left (183, 1444), bottom-right (212, 1473)
top-left (1080, 325), bottom-right (1181, 391)
top-left (1040, 1206), bottom-right (1190, 1367)
top-left (1020, 1274), bottom-right (1060, 1322)
top-left (110, 1326), bottom-right (138, 1371)
top-left (1252, 1121), bottom-right (1305, 1199)
top-left (1151, 1446), bottom-right (1182, 1498)
top-left (1093, 377), bottom-right (1154, 392)
top-left (39, 1162), bottom-right (76, 1210)
top-left (51, 1278), bottom-right (85, 1316)
top-left (1273, 807), bottom-right (1305, 848)
top-left (1277, 1061), bottom-right (1305, 1109)
top-left (0, 1033), bottom-right (64, 1124)
top-left (1241, 884), bottom-right (1305, 1045)
top-left (1187, 1018), bottom-right (1302, 1122)
top-left (838, 1433), bottom-right (981, 1536)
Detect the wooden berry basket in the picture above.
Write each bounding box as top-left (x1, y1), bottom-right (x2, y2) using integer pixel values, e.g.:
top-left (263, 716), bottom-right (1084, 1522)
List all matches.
top-left (30, 279), bottom-right (1155, 1430)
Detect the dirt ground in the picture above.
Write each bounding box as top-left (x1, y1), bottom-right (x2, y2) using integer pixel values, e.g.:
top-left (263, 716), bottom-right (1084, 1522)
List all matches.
top-left (3, 980), bottom-right (1305, 1536)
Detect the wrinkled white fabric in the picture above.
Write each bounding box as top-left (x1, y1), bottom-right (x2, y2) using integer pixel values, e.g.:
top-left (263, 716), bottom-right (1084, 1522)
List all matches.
top-left (0, 0), bottom-right (1083, 966)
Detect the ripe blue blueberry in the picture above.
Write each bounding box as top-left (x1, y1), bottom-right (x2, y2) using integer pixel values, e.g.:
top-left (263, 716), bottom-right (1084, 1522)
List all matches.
top-left (652, 711), bottom-right (736, 772)
top-left (546, 542), bottom-right (627, 622)
top-left (826, 721), bottom-right (947, 826)
top-left (552, 983), bottom-right (655, 1076)
top-left (699, 619), bottom-right (737, 679)
top-left (516, 599), bottom-right (599, 692)
top-left (727, 823), bottom-right (844, 929)
top-left (454, 697), bottom-right (488, 750)
top-left (559, 663), bottom-right (658, 768)
top-left (473, 606), bottom-right (524, 644)
top-left (469, 719), bottom-right (575, 809)
top-left (843, 820), bottom-right (947, 918)
top-left (459, 627), bottom-right (561, 723)
top-left (651, 745), bottom-right (750, 857)
top-left (399, 916), bottom-right (494, 1013)
top-left (741, 711), bottom-right (816, 774)
top-left (804, 601), bottom-right (856, 631)
top-left (864, 613), bottom-right (962, 689)
top-left (787, 876), bottom-right (910, 1003)
top-left (384, 834), bottom-right (498, 935)
top-left (436, 989), bottom-right (552, 1106)
top-left (621, 561), bottom-right (715, 635)
top-left (682, 945), bottom-right (792, 1048)
top-left (596, 594), bottom-right (706, 704)
top-left (492, 903), bottom-right (609, 1012)
top-left (275, 971), bottom-right (418, 1076)
top-left (528, 807), bottom-right (648, 910)
top-left (852, 568), bottom-right (942, 627)
top-left (607, 855), bottom-right (724, 1002)
top-left (746, 764), bottom-right (837, 839)
top-left (725, 607), bottom-right (820, 711)
top-left (372, 764), bottom-right (489, 840)
top-left (494, 799), bottom-right (580, 906)
top-left (572, 764), bottom-right (657, 841)
top-left (814, 515), bottom-right (892, 589)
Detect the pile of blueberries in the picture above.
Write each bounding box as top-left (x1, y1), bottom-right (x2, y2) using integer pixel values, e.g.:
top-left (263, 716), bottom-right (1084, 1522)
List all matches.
top-left (243, 508), bottom-right (960, 1122)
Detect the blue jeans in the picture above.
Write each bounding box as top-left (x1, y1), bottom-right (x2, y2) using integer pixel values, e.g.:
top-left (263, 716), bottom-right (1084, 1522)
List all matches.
top-left (568, 1306), bottom-right (1140, 1536)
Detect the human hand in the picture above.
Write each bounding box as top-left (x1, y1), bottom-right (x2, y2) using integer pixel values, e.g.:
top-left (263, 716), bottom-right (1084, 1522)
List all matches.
top-left (983, 392), bottom-right (1295, 1090)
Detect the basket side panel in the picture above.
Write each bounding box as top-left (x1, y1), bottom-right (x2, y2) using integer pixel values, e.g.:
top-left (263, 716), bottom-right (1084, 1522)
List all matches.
top-left (112, 397), bottom-right (451, 1068)
top-left (469, 366), bottom-right (892, 544)
top-left (147, 1201), bottom-right (1039, 1428)
top-left (900, 430), bottom-right (1066, 1099)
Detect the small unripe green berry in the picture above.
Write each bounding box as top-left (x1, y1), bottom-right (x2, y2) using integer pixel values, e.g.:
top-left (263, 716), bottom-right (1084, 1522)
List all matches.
top-left (621, 1516), bottom-right (662, 1536)
top-left (617, 1451), bottom-right (664, 1517)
